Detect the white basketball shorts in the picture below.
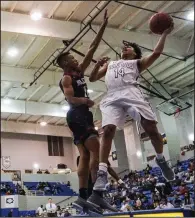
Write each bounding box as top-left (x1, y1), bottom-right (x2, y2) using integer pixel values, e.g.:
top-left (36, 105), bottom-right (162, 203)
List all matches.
top-left (100, 86), bottom-right (157, 129)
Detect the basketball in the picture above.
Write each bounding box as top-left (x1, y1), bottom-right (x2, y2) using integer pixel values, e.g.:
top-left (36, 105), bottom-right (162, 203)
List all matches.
top-left (149, 12), bottom-right (173, 34)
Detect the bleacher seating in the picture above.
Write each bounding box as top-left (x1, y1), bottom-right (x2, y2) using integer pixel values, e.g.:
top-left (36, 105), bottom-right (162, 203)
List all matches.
top-left (106, 158), bottom-right (194, 211)
top-left (0, 181), bottom-right (17, 195)
top-left (23, 182), bottom-right (78, 196)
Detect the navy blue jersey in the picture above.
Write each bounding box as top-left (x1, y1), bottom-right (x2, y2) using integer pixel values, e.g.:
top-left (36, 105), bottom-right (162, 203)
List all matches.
top-left (59, 71), bottom-right (89, 101)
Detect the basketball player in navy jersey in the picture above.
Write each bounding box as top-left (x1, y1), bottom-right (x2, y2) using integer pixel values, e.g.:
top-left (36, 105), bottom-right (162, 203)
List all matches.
top-left (87, 22), bottom-right (175, 208)
top-left (57, 10), bottom-right (116, 212)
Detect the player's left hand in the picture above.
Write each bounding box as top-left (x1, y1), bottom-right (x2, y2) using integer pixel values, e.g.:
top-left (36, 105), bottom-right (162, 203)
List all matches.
top-left (97, 57), bottom-right (110, 66)
top-left (163, 20), bottom-right (174, 35)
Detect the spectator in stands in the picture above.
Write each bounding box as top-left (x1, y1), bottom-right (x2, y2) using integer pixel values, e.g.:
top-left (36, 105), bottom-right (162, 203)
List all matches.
top-left (1, 183), bottom-right (6, 194)
top-left (120, 199), bottom-right (131, 212)
top-left (155, 198), bottom-right (174, 210)
top-left (6, 190), bottom-right (12, 195)
top-left (134, 198), bottom-right (144, 211)
top-left (177, 169), bottom-right (185, 179)
top-left (188, 160), bottom-right (195, 172)
top-left (176, 160), bottom-right (182, 169)
top-left (36, 205), bottom-right (44, 217)
top-left (7, 209), bottom-right (13, 217)
top-left (45, 170), bottom-right (50, 174)
top-left (37, 169), bottom-right (42, 174)
top-left (51, 184), bottom-right (58, 195)
top-left (46, 198), bottom-right (57, 217)
top-left (67, 181), bottom-right (71, 187)
top-left (173, 194), bottom-right (182, 208)
top-left (173, 176), bottom-right (182, 186)
top-left (178, 183), bottom-right (188, 195)
top-left (183, 192), bottom-right (194, 206)
top-left (184, 175), bottom-right (193, 184)
top-left (19, 188), bottom-right (26, 195)
top-left (64, 210), bottom-right (71, 217)
top-left (44, 186), bottom-right (51, 195)
top-left (145, 164), bottom-right (152, 174)
top-left (56, 205), bottom-right (61, 217)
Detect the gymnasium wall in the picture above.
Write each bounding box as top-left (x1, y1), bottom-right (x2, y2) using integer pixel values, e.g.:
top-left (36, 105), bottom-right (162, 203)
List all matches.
top-left (1, 132), bottom-right (74, 173)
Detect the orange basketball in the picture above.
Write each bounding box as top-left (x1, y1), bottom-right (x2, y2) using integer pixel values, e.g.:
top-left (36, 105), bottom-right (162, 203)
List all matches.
top-left (149, 12), bottom-right (173, 34)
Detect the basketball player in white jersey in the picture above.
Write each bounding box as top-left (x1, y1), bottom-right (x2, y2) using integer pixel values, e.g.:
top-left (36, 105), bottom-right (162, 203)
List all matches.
top-left (87, 22), bottom-right (174, 209)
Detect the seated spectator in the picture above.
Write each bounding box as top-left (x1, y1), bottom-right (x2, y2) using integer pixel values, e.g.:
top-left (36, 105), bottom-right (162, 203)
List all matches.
top-left (1, 183), bottom-right (6, 193)
top-left (177, 169), bottom-right (185, 179)
top-left (67, 181), bottom-right (71, 187)
top-left (183, 192), bottom-right (194, 206)
top-left (6, 190), bottom-right (12, 195)
top-left (184, 175), bottom-right (193, 184)
top-left (120, 199), bottom-right (130, 212)
top-left (188, 160), bottom-right (195, 172)
top-left (8, 209), bottom-right (13, 217)
top-left (44, 169), bottom-right (50, 174)
top-left (178, 183), bottom-right (188, 195)
top-left (134, 198), bottom-right (145, 211)
top-left (36, 205), bottom-right (44, 217)
top-left (37, 169), bottom-right (42, 174)
top-left (155, 198), bottom-right (174, 210)
top-left (19, 188), bottom-right (26, 195)
top-left (64, 210), bottom-right (71, 217)
top-left (145, 164), bottom-right (152, 174)
top-left (173, 194), bottom-right (182, 208)
top-left (44, 186), bottom-right (51, 195)
top-left (173, 176), bottom-right (182, 186)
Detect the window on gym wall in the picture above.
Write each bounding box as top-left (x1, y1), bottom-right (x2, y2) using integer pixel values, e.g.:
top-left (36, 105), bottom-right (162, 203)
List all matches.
top-left (47, 136), bottom-right (64, 156)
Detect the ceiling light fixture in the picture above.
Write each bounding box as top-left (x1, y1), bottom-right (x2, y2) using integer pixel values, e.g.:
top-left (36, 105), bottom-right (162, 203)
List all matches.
top-left (30, 11), bottom-right (42, 21)
top-left (187, 11), bottom-right (194, 21)
top-left (136, 151), bottom-right (142, 157)
top-left (7, 47), bottom-right (18, 57)
top-left (40, 121), bottom-right (47, 126)
top-left (33, 163), bottom-right (39, 169)
top-left (188, 133), bottom-right (194, 141)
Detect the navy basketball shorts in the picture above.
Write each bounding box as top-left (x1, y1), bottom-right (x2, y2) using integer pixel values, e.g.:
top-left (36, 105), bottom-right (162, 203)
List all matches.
top-left (66, 105), bottom-right (99, 145)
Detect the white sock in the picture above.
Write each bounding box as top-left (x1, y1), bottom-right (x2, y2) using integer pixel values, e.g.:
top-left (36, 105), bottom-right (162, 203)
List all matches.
top-left (99, 162), bottom-right (108, 173)
top-left (156, 153), bottom-right (164, 160)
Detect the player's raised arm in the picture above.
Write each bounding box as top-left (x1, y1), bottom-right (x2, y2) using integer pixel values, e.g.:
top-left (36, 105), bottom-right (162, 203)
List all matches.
top-left (89, 57), bottom-right (109, 82)
top-left (61, 75), bottom-right (94, 107)
top-left (79, 10), bottom-right (108, 73)
top-left (139, 22), bottom-right (174, 72)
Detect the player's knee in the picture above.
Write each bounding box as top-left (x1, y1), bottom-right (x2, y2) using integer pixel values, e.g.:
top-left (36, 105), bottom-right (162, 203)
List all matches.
top-left (145, 125), bottom-right (160, 139)
top-left (103, 125), bottom-right (116, 139)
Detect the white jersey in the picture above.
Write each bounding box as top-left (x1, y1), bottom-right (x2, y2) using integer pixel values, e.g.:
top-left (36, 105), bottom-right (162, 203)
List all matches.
top-left (105, 59), bottom-right (139, 91)
top-left (100, 59), bottom-right (157, 128)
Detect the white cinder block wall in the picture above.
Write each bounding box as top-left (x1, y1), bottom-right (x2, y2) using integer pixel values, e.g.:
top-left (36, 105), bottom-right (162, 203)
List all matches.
top-left (1, 132), bottom-right (76, 173)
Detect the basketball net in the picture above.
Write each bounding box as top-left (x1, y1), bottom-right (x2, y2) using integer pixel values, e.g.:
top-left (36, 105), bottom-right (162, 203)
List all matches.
top-left (174, 107), bottom-right (181, 118)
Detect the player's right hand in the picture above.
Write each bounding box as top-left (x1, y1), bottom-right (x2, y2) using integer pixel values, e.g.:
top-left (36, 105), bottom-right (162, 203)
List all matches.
top-left (86, 99), bottom-right (95, 107)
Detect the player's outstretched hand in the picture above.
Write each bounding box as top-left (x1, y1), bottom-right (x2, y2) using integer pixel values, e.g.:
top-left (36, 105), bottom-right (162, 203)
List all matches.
top-left (163, 20), bottom-right (174, 35)
top-left (87, 99), bottom-right (95, 108)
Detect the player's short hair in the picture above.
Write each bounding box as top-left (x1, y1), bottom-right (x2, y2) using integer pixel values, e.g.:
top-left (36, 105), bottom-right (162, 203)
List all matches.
top-left (128, 42), bottom-right (142, 59)
top-left (56, 52), bottom-right (70, 68)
